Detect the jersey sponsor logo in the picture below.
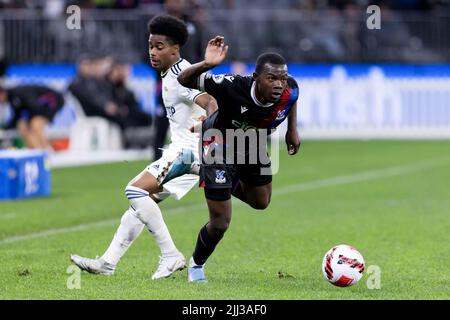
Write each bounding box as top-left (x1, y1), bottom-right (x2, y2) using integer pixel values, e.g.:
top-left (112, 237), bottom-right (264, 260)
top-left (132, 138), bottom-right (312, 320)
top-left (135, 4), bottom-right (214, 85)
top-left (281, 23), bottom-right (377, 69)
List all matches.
top-left (241, 106), bottom-right (248, 113)
top-left (215, 170), bottom-right (226, 184)
top-left (165, 106), bottom-right (176, 118)
top-left (231, 120), bottom-right (258, 130)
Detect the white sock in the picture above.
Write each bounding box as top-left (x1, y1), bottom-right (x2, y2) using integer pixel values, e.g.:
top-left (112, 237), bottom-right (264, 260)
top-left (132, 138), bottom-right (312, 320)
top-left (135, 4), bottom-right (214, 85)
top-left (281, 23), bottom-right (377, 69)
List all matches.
top-left (101, 208), bottom-right (144, 266)
top-left (125, 186), bottom-right (178, 256)
top-left (189, 257), bottom-right (201, 268)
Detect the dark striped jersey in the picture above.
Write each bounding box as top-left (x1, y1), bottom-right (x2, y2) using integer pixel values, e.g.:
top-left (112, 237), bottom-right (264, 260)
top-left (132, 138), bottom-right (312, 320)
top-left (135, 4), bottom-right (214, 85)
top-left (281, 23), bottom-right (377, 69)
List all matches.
top-left (198, 73), bottom-right (299, 134)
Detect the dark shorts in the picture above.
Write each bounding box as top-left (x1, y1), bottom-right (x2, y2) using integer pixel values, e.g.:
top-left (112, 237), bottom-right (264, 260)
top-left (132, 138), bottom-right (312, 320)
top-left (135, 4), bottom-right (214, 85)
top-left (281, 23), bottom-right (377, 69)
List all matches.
top-left (200, 162), bottom-right (272, 201)
top-left (18, 93), bottom-right (64, 123)
top-left (35, 92), bottom-right (64, 121)
top-left (29, 107), bottom-right (61, 122)
top-left (199, 129), bottom-right (272, 200)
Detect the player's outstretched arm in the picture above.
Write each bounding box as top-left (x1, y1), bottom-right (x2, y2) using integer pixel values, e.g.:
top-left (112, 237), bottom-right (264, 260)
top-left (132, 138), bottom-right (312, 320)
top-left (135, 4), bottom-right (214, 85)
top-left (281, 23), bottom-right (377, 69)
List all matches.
top-left (286, 101), bottom-right (301, 155)
top-left (178, 36), bottom-right (229, 89)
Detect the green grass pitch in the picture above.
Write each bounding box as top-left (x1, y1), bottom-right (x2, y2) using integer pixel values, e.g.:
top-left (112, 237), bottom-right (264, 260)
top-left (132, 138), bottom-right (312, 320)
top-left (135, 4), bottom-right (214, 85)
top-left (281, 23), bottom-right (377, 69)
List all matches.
top-left (0, 141), bottom-right (449, 299)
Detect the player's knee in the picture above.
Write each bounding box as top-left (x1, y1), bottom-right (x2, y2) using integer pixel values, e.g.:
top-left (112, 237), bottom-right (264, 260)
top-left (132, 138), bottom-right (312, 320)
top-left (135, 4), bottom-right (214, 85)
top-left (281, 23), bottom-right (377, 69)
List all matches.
top-left (251, 195), bottom-right (271, 210)
top-left (209, 220), bottom-right (230, 237)
top-left (29, 116), bottom-right (47, 131)
top-left (251, 202), bottom-right (268, 210)
top-left (124, 185), bottom-right (149, 203)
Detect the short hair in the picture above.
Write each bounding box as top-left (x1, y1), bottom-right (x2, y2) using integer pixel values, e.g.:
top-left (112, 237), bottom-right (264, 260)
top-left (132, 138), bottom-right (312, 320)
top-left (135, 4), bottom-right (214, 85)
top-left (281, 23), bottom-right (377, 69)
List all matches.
top-left (255, 52), bottom-right (286, 74)
top-left (148, 15), bottom-right (188, 47)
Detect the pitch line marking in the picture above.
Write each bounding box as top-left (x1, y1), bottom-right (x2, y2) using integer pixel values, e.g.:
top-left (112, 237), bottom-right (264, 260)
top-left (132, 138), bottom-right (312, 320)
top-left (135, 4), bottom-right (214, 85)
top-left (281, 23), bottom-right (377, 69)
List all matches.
top-left (273, 157), bottom-right (449, 195)
top-left (0, 158), bottom-right (448, 246)
top-left (0, 213), bottom-right (17, 220)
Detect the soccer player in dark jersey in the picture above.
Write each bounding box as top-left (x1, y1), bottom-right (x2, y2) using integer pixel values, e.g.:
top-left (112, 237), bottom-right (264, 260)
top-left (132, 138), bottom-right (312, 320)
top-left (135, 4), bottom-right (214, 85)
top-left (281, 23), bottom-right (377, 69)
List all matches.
top-left (178, 36), bottom-right (300, 282)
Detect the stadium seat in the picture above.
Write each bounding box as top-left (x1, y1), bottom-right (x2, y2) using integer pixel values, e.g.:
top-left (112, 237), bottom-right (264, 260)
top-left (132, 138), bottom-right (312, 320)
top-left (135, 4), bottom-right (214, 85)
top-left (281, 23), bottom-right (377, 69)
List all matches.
top-left (65, 93), bottom-right (123, 151)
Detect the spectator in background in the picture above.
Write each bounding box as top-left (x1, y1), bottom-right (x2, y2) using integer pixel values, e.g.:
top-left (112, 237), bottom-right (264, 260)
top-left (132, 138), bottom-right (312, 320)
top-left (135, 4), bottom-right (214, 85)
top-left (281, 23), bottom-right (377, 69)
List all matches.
top-left (70, 55), bottom-right (108, 117)
top-left (69, 54), bottom-right (153, 148)
top-left (165, 0), bottom-right (204, 63)
top-left (69, 54), bottom-right (127, 129)
top-left (107, 60), bottom-right (152, 128)
top-left (0, 85), bottom-right (64, 149)
top-left (341, 1), bottom-right (363, 61)
top-left (114, 0), bottom-right (139, 8)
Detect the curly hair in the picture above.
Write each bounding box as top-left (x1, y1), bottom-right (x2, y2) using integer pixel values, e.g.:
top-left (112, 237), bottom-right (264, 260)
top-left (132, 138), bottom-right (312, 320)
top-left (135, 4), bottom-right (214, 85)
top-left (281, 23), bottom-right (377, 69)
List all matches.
top-left (148, 15), bottom-right (189, 47)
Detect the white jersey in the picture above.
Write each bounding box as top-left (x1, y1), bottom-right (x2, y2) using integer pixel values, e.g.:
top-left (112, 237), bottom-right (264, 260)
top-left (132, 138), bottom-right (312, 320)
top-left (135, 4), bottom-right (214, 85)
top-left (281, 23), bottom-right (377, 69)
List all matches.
top-left (161, 58), bottom-right (206, 152)
top-left (142, 58), bottom-right (205, 200)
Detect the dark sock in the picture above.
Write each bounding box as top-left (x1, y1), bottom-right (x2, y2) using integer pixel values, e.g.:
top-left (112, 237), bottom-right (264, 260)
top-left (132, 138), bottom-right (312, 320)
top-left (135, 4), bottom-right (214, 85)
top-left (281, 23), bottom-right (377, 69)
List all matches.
top-left (192, 224), bottom-right (222, 265)
top-left (231, 178), bottom-right (247, 202)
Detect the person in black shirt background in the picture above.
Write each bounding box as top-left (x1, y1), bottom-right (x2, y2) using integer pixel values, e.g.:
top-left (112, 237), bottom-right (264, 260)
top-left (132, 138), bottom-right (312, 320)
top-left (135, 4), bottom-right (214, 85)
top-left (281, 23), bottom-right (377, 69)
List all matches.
top-left (0, 85), bottom-right (64, 149)
top-left (108, 60), bottom-right (152, 129)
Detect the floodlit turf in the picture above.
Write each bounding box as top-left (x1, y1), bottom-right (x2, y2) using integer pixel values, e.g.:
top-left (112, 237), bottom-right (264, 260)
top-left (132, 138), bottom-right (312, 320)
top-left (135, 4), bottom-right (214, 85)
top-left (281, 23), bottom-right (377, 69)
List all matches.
top-left (0, 141), bottom-right (449, 299)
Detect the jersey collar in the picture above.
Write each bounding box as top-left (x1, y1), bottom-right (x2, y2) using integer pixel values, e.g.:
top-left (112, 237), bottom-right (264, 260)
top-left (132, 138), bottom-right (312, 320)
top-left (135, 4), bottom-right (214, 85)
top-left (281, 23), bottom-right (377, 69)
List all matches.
top-left (161, 69), bottom-right (169, 78)
top-left (250, 81), bottom-right (273, 108)
top-left (161, 58), bottom-right (183, 78)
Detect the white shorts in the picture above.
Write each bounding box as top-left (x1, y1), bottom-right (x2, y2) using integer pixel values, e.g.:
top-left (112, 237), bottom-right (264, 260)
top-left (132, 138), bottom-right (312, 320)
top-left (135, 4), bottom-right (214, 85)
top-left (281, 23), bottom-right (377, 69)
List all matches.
top-left (145, 145), bottom-right (199, 201)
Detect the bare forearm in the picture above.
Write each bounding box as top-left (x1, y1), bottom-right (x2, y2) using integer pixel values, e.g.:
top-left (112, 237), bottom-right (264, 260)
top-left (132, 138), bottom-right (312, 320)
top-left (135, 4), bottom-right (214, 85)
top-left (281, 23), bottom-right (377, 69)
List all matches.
top-left (177, 61), bottom-right (214, 89)
top-left (287, 103), bottom-right (298, 131)
top-left (195, 93), bottom-right (218, 116)
top-left (204, 98), bottom-right (218, 116)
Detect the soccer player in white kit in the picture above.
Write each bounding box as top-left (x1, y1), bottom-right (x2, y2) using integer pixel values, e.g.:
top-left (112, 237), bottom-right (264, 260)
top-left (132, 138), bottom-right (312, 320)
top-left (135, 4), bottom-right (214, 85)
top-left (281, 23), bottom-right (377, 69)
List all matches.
top-left (70, 15), bottom-right (218, 280)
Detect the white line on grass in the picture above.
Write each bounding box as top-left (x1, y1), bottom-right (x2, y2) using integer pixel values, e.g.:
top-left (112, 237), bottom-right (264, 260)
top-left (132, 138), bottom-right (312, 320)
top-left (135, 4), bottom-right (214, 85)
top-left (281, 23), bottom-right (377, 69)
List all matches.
top-left (0, 213), bottom-right (16, 220)
top-left (0, 203), bottom-right (207, 246)
top-left (0, 158), bottom-right (448, 246)
top-left (0, 220), bottom-right (117, 245)
top-left (273, 157), bottom-right (450, 195)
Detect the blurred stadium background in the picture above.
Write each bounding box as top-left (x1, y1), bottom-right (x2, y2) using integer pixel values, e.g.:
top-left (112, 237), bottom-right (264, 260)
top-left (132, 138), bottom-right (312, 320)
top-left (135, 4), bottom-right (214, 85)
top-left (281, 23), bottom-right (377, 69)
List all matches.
top-left (0, 1), bottom-right (450, 300)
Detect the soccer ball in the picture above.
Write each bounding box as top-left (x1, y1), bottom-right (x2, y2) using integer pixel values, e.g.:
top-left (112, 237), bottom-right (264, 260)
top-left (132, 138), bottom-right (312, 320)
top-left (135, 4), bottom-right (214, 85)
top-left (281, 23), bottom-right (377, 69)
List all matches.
top-left (322, 244), bottom-right (365, 287)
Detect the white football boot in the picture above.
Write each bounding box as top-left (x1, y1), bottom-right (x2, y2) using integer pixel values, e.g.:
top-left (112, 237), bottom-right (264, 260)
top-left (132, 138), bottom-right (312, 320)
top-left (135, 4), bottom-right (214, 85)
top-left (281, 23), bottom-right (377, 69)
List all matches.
top-left (151, 251), bottom-right (186, 280)
top-left (70, 254), bottom-right (116, 276)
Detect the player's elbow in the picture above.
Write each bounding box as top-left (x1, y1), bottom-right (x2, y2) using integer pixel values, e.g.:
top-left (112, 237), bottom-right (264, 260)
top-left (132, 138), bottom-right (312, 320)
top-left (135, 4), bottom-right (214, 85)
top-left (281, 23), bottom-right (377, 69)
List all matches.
top-left (177, 73), bottom-right (191, 88)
